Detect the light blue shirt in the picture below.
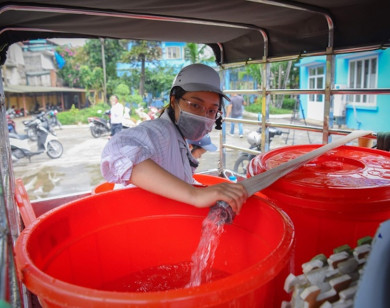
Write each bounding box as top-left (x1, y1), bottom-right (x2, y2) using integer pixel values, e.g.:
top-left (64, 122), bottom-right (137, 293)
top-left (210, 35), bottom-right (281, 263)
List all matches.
top-left (101, 111), bottom-right (197, 186)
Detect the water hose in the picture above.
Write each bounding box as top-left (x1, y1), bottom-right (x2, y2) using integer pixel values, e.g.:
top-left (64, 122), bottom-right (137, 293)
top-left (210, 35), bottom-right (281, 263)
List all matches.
top-left (211, 130), bottom-right (373, 224)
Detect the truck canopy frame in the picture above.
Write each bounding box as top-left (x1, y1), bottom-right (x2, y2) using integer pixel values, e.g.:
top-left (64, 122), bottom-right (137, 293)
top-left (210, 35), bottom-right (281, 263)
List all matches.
top-left (1, 1), bottom-right (390, 306)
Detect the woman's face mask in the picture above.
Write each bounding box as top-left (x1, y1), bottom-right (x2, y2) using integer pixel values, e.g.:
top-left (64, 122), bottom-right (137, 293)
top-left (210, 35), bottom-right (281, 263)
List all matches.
top-left (175, 107), bottom-right (215, 141)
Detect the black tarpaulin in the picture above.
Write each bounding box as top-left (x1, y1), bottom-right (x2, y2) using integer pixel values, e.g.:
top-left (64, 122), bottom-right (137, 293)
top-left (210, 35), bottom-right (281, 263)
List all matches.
top-left (0, 0), bottom-right (389, 65)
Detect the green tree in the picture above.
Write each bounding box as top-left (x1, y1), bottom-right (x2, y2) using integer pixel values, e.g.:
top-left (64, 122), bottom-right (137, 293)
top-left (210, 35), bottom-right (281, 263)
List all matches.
top-left (240, 60), bottom-right (299, 108)
top-left (55, 45), bottom-right (82, 87)
top-left (185, 43), bottom-right (215, 63)
top-left (144, 65), bottom-right (176, 98)
top-left (128, 90), bottom-right (144, 107)
top-left (121, 40), bottom-right (162, 97)
top-left (114, 83), bottom-right (131, 103)
top-left (245, 64), bottom-right (262, 87)
top-left (83, 39), bottom-right (128, 79)
top-left (56, 39), bottom-right (128, 101)
top-left (79, 65), bottom-right (104, 104)
top-left (56, 39), bottom-right (127, 98)
top-left (269, 60), bottom-right (299, 108)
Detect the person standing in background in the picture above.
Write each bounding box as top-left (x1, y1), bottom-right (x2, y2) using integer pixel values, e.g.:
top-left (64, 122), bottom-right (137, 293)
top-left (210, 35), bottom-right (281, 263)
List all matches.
top-left (110, 95), bottom-right (124, 136)
top-left (226, 93), bottom-right (246, 138)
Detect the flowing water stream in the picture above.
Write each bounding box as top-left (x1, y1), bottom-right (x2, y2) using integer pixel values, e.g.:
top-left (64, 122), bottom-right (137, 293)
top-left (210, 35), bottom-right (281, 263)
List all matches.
top-left (103, 207), bottom-right (229, 292)
top-left (186, 206), bottom-right (227, 288)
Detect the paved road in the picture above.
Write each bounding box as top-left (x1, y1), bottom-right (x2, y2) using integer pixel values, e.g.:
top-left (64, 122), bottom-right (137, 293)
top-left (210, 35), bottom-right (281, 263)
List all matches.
top-left (11, 114), bottom-right (328, 200)
top-left (12, 120), bottom-right (107, 200)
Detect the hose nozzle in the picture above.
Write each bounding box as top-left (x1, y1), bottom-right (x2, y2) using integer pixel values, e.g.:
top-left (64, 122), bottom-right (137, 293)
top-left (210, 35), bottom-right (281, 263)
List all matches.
top-left (209, 201), bottom-right (236, 225)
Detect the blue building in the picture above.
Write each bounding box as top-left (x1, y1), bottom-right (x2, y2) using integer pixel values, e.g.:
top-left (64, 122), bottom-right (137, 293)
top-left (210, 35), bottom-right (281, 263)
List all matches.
top-left (298, 49), bottom-right (390, 131)
top-left (117, 41), bottom-right (192, 75)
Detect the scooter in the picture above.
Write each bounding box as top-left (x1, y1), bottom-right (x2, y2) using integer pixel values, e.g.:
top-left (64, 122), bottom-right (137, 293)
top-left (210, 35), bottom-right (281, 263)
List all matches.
top-left (233, 127), bottom-right (282, 175)
top-left (9, 118), bottom-right (64, 162)
top-left (88, 110), bottom-right (111, 138)
top-left (88, 109), bottom-right (134, 138)
top-left (23, 112), bottom-right (51, 141)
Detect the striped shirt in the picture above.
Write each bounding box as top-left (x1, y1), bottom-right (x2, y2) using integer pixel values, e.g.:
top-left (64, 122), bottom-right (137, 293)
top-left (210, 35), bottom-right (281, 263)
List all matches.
top-left (101, 111), bottom-right (197, 185)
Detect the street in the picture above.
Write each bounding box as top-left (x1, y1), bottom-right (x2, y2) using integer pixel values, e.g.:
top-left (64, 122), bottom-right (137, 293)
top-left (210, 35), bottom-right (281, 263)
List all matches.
top-left (11, 114), bottom-right (325, 201)
top-left (12, 120), bottom-right (107, 200)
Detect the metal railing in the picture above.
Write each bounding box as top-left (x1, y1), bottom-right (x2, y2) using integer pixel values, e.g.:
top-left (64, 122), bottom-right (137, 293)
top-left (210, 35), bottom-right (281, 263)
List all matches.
top-left (218, 87), bottom-right (384, 172)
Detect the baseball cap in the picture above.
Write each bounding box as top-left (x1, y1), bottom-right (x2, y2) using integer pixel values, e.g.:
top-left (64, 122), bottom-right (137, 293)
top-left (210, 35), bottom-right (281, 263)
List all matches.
top-left (187, 134), bottom-right (217, 152)
top-left (172, 64), bottom-right (229, 101)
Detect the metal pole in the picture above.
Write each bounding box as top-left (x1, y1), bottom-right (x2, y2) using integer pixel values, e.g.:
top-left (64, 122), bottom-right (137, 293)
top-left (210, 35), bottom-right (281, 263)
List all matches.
top-left (0, 69), bottom-right (28, 307)
top-left (100, 37), bottom-right (107, 103)
top-left (323, 47), bottom-right (335, 143)
top-left (260, 58), bottom-right (270, 152)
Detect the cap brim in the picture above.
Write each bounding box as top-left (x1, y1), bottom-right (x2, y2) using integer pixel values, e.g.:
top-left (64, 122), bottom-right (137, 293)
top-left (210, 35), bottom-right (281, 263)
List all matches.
top-left (202, 143), bottom-right (217, 152)
top-left (181, 83), bottom-right (230, 101)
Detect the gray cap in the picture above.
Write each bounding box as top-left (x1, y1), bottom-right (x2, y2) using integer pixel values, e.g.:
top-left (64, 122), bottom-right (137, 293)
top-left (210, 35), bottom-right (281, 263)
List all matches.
top-left (172, 64), bottom-right (229, 100)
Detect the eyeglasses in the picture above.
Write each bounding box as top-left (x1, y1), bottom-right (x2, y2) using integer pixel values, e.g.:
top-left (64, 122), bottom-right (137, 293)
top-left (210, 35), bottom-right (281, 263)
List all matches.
top-left (180, 97), bottom-right (221, 119)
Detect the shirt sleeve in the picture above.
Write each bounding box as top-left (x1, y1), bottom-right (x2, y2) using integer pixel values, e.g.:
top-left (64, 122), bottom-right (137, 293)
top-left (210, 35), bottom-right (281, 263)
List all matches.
top-left (100, 118), bottom-right (172, 184)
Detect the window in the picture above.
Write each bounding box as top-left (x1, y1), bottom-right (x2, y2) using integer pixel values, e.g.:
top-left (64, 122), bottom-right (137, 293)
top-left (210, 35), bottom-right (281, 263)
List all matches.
top-left (348, 57), bottom-right (377, 105)
top-left (308, 66), bottom-right (324, 102)
top-left (166, 46), bottom-right (181, 59)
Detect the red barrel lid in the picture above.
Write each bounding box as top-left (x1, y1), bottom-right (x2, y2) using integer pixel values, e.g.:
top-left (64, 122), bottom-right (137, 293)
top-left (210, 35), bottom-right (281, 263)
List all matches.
top-left (248, 145), bottom-right (390, 205)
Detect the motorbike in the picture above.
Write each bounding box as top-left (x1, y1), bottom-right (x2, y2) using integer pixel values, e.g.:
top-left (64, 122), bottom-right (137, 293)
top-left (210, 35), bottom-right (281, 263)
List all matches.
top-left (233, 127), bottom-right (282, 175)
top-left (88, 109), bottom-right (134, 138)
top-left (46, 109), bottom-right (62, 129)
top-left (9, 118), bottom-right (64, 162)
top-left (88, 110), bottom-right (111, 138)
top-left (23, 112), bottom-right (51, 141)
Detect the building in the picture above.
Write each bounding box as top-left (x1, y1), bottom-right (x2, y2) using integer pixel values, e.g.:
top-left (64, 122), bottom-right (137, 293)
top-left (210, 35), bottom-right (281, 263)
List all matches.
top-left (298, 49), bottom-right (390, 131)
top-left (2, 40), bottom-right (87, 114)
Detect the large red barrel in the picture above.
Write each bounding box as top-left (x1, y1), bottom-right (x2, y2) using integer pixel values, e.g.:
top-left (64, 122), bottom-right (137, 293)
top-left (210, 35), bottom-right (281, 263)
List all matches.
top-left (15, 177), bottom-right (294, 307)
top-left (248, 145), bottom-right (390, 273)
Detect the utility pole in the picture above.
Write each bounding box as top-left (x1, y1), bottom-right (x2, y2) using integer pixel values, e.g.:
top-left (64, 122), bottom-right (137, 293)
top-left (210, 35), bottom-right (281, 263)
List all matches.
top-left (100, 38), bottom-right (107, 103)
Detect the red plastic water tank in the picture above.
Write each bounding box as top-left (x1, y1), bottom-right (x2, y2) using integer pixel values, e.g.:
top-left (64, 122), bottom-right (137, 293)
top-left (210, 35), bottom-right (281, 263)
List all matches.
top-left (248, 144), bottom-right (390, 273)
top-left (14, 180), bottom-right (294, 307)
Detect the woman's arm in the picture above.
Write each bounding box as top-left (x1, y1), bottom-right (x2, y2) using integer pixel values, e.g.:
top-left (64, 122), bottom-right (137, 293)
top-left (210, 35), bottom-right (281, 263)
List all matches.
top-left (130, 159), bottom-right (248, 214)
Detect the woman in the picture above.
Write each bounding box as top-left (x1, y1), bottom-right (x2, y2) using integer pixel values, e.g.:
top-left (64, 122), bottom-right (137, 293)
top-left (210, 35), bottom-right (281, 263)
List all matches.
top-left (101, 64), bottom-right (247, 214)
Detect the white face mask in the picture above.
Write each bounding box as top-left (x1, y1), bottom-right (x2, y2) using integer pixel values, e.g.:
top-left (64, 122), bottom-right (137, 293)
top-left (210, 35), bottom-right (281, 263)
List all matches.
top-left (175, 108), bottom-right (215, 141)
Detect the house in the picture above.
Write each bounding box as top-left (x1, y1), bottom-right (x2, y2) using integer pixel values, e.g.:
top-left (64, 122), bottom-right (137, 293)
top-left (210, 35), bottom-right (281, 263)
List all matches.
top-left (298, 49), bottom-right (390, 132)
top-left (3, 40), bottom-right (87, 114)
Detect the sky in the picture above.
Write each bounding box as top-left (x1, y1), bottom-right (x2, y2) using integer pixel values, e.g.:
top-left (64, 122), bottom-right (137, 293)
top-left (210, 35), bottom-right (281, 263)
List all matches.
top-left (49, 38), bottom-right (86, 47)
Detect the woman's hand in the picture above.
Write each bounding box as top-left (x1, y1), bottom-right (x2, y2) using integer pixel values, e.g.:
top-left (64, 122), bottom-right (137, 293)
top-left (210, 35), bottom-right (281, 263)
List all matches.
top-left (131, 159), bottom-right (248, 215)
top-left (189, 182), bottom-right (248, 215)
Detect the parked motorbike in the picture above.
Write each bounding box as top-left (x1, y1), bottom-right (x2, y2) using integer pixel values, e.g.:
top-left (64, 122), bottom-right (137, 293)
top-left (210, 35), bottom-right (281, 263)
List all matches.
top-left (233, 127), bottom-right (282, 175)
top-left (7, 114), bottom-right (17, 133)
top-left (88, 110), bottom-right (111, 138)
top-left (6, 107), bottom-right (24, 118)
top-left (47, 109), bottom-right (62, 129)
top-left (23, 112), bottom-right (51, 141)
top-left (9, 118), bottom-right (63, 162)
top-left (88, 109), bottom-right (134, 138)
